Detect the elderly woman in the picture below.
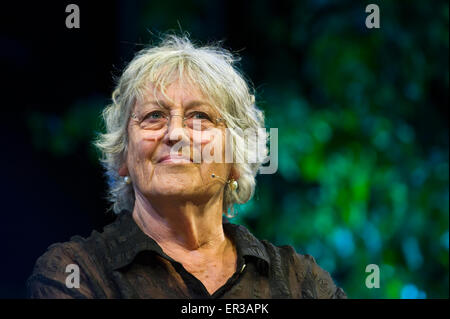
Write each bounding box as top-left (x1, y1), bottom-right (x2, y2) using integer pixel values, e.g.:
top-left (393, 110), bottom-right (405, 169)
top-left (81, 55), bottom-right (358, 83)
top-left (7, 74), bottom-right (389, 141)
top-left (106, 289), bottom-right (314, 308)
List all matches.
top-left (27, 35), bottom-right (346, 299)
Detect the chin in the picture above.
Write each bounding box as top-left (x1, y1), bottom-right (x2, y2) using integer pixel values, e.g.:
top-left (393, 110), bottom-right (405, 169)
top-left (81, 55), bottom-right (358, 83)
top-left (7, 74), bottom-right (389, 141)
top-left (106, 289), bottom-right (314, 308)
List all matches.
top-left (157, 183), bottom-right (195, 195)
top-left (151, 174), bottom-right (199, 196)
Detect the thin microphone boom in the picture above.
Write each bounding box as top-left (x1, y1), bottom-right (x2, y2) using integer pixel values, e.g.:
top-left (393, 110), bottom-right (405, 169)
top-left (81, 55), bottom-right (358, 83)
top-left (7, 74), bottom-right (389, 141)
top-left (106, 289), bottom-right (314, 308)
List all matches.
top-left (211, 173), bottom-right (228, 184)
top-left (210, 173), bottom-right (238, 191)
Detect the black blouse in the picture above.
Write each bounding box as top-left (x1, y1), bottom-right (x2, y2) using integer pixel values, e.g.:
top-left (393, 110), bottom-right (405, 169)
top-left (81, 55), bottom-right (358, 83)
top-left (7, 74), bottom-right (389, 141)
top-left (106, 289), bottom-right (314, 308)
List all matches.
top-left (26, 210), bottom-right (347, 299)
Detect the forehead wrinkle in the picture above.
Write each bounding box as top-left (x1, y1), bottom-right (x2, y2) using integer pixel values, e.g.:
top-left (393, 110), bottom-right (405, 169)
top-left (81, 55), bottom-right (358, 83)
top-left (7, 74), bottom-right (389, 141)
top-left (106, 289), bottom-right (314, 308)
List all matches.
top-left (146, 100), bottom-right (171, 110)
top-left (184, 100), bottom-right (211, 108)
top-left (133, 100), bottom-right (170, 114)
top-left (141, 75), bottom-right (214, 104)
top-left (138, 99), bottom-right (215, 112)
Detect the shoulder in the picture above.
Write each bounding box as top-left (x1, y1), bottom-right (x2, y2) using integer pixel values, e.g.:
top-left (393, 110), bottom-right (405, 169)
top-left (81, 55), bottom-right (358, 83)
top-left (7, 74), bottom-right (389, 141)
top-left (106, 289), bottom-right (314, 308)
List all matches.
top-left (261, 241), bottom-right (347, 299)
top-left (26, 216), bottom-right (123, 298)
top-left (31, 219), bottom-right (119, 273)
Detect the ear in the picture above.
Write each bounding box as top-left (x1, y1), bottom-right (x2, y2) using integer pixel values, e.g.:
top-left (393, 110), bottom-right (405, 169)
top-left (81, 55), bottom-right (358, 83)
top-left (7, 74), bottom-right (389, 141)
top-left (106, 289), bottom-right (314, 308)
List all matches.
top-left (230, 165), bottom-right (240, 180)
top-left (118, 163), bottom-right (129, 177)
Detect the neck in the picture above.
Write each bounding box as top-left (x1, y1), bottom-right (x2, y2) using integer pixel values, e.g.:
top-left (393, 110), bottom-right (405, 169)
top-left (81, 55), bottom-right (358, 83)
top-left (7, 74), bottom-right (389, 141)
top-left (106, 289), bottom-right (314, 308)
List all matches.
top-left (132, 189), bottom-right (227, 254)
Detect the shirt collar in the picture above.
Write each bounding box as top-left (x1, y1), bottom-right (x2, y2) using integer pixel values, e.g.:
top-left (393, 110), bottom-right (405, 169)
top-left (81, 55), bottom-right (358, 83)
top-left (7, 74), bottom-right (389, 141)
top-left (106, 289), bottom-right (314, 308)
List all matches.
top-left (106, 210), bottom-right (270, 275)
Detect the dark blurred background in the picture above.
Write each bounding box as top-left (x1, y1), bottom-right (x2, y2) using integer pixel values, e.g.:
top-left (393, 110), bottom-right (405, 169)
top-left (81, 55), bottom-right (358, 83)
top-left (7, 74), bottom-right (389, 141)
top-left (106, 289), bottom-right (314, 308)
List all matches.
top-left (0, 0), bottom-right (448, 298)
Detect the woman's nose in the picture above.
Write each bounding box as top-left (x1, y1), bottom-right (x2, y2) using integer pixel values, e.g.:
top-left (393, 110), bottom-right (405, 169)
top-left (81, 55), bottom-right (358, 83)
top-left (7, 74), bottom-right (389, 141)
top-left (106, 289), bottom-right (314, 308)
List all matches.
top-left (164, 114), bottom-right (190, 145)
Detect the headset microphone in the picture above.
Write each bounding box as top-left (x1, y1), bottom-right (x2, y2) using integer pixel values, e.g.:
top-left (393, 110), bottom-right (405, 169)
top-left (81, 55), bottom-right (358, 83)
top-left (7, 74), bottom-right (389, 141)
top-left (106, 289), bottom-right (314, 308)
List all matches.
top-left (210, 173), bottom-right (227, 184)
top-left (210, 173), bottom-right (239, 191)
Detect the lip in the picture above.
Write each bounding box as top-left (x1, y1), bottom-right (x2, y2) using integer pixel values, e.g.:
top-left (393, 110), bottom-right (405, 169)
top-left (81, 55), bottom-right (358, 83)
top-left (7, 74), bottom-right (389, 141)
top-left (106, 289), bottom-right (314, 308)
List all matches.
top-left (157, 155), bottom-right (193, 164)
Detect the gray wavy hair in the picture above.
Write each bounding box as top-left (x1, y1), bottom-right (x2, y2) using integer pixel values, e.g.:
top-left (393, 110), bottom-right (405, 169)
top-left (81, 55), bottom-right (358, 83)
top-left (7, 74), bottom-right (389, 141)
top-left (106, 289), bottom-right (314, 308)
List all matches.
top-left (94, 34), bottom-right (267, 216)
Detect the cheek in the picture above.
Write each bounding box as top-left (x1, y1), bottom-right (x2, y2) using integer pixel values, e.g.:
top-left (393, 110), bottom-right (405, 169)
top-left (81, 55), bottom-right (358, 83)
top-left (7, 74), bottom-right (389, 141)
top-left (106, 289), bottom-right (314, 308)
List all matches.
top-left (128, 135), bottom-right (160, 166)
top-left (137, 139), bottom-right (158, 158)
top-left (192, 130), bottom-right (215, 145)
top-left (193, 129), bottom-right (226, 158)
top-left (197, 131), bottom-right (229, 178)
top-left (129, 139), bottom-right (159, 188)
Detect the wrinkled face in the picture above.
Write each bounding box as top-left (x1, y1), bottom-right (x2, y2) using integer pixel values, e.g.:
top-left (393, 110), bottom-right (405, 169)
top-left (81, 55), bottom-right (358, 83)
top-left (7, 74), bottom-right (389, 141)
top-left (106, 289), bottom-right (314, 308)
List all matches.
top-left (120, 80), bottom-right (235, 206)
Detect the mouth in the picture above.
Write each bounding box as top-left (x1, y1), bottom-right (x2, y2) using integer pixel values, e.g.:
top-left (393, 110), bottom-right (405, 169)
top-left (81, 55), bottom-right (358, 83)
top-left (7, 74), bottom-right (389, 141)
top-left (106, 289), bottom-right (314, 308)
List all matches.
top-left (157, 155), bottom-right (193, 164)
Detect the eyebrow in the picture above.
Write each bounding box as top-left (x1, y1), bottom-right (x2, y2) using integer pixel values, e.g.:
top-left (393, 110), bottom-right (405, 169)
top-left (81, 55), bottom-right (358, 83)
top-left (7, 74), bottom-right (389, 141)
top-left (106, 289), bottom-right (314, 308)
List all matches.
top-left (142, 100), bottom-right (212, 110)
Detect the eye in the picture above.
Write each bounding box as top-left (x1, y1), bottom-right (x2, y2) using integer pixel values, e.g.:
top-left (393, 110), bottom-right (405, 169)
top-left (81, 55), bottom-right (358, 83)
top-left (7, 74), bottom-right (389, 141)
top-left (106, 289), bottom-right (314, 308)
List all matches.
top-left (190, 111), bottom-right (211, 120)
top-left (144, 111), bottom-right (166, 121)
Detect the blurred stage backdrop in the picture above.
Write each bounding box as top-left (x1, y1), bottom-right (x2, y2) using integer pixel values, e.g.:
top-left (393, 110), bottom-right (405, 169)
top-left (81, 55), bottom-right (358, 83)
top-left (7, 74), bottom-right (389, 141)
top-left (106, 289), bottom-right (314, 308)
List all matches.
top-left (1, 0), bottom-right (448, 298)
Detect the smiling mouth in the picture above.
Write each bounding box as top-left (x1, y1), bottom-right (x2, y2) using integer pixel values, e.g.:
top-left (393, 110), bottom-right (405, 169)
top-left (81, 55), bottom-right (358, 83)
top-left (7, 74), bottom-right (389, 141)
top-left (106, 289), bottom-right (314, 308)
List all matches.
top-left (157, 155), bottom-right (193, 164)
